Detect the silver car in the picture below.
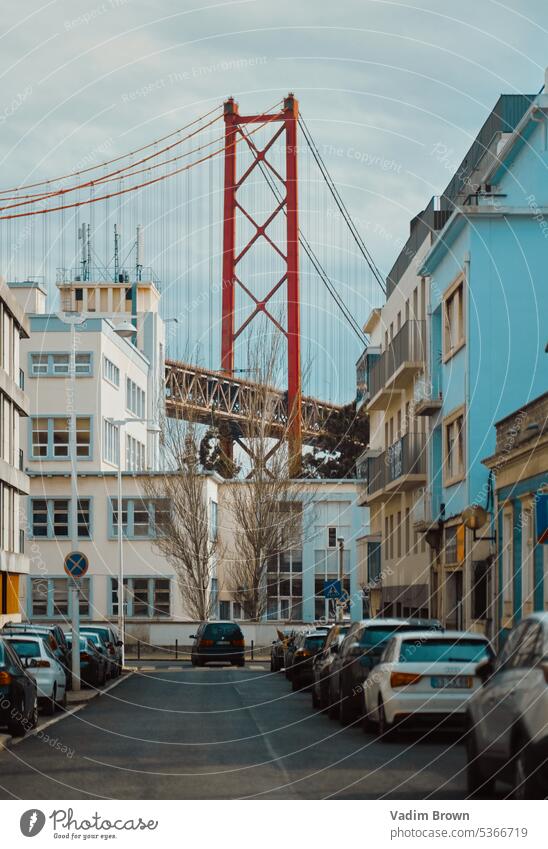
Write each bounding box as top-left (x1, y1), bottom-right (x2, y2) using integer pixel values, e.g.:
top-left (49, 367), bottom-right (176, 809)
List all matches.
top-left (465, 612), bottom-right (548, 799)
top-left (4, 635), bottom-right (67, 715)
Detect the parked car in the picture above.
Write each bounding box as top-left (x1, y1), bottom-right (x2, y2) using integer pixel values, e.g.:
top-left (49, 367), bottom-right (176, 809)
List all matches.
top-left (290, 631), bottom-right (328, 691)
top-left (285, 625), bottom-right (330, 679)
top-left (0, 637), bottom-right (38, 736)
top-left (2, 623), bottom-right (72, 688)
top-left (465, 612), bottom-right (548, 799)
top-left (311, 623), bottom-right (352, 710)
top-left (190, 621), bottom-right (245, 667)
top-left (271, 628), bottom-right (293, 672)
top-left (4, 634), bottom-right (67, 715)
top-left (81, 625), bottom-right (122, 678)
top-left (65, 634), bottom-right (108, 687)
top-left (364, 630), bottom-right (493, 739)
top-left (327, 618), bottom-right (443, 725)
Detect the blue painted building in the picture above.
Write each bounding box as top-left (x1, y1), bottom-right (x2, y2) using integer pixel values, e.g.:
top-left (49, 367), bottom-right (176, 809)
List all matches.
top-left (419, 90), bottom-right (548, 634)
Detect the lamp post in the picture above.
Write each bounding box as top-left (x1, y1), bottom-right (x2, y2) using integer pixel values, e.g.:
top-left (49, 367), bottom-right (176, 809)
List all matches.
top-left (57, 311), bottom-right (88, 692)
top-left (107, 416), bottom-right (160, 669)
top-left (337, 536), bottom-right (345, 623)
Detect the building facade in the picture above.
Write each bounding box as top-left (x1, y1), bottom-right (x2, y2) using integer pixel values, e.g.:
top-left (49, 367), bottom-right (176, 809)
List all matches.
top-left (483, 392), bottom-right (548, 641)
top-left (0, 280), bottom-right (30, 626)
top-left (419, 90), bottom-right (548, 634)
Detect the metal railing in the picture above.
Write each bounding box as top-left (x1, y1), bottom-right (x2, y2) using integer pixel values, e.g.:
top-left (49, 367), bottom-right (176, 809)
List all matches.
top-left (366, 432), bottom-right (427, 494)
top-left (19, 368), bottom-right (25, 391)
top-left (369, 320), bottom-right (426, 398)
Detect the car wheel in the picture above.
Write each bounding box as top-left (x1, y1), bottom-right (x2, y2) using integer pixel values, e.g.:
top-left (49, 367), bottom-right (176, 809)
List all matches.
top-left (511, 739), bottom-right (541, 800)
top-left (31, 695), bottom-right (38, 729)
top-left (339, 688), bottom-right (357, 726)
top-left (377, 699), bottom-right (395, 741)
top-left (7, 697), bottom-right (27, 737)
top-left (327, 685), bottom-right (340, 720)
top-left (465, 726), bottom-right (495, 798)
top-left (291, 675), bottom-right (300, 692)
top-left (44, 685), bottom-right (57, 716)
top-left (58, 686), bottom-right (68, 709)
top-left (270, 658), bottom-right (275, 672)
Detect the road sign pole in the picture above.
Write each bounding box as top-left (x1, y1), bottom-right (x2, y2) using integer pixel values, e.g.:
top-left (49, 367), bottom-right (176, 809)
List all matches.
top-left (69, 320), bottom-right (81, 692)
top-left (337, 537), bottom-right (344, 623)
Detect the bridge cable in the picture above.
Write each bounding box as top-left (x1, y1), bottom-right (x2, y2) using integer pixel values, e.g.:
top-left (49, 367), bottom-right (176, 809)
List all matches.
top-left (298, 114), bottom-right (387, 297)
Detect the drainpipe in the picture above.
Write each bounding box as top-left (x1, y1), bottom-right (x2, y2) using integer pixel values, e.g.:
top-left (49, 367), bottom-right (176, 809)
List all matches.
top-left (463, 251), bottom-right (471, 629)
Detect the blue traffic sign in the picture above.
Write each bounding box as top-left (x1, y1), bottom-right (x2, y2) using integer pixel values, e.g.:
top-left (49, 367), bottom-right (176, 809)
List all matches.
top-left (323, 579), bottom-right (342, 599)
top-left (64, 551), bottom-right (89, 578)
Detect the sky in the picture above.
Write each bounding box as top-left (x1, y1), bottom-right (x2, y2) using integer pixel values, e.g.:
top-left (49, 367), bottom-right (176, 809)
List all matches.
top-left (1, 0), bottom-right (547, 401)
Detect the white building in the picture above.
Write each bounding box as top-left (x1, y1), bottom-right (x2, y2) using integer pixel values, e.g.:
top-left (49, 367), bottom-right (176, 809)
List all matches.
top-left (0, 279), bottom-right (30, 626)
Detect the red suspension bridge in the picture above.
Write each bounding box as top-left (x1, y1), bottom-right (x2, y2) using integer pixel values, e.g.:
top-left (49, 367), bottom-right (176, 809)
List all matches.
top-left (0, 94), bottom-right (383, 474)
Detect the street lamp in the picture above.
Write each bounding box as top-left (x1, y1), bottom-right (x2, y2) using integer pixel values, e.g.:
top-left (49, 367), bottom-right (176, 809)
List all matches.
top-left (56, 310), bottom-right (88, 692)
top-left (337, 536), bottom-right (345, 623)
top-left (106, 417), bottom-right (160, 668)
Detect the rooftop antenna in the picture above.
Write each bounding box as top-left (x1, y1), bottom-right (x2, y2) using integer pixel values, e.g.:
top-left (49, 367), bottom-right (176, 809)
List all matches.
top-left (114, 224), bottom-right (120, 282)
top-left (136, 224), bottom-right (144, 282)
top-left (86, 224), bottom-right (91, 281)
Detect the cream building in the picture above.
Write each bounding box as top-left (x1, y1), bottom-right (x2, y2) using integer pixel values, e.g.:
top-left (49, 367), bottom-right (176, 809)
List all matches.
top-left (0, 280), bottom-right (30, 626)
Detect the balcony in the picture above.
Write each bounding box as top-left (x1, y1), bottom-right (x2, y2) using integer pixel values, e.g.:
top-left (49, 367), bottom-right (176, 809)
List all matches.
top-left (356, 346), bottom-right (381, 408)
top-left (367, 320), bottom-right (426, 411)
top-left (414, 376), bottom-right (442, 416)
top-left (363, 432), bottom-right (427, 502)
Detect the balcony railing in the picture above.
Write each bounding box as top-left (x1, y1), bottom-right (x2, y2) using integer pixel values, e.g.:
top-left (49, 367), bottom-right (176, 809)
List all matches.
top-left (365, 432), bottom-right (427, 496)
top-left (369, 320), bottom-right (426, 399)
top-left (19, 448), bottom-right (24, 471)
top-left (19, 368), bottom-right (25, 391)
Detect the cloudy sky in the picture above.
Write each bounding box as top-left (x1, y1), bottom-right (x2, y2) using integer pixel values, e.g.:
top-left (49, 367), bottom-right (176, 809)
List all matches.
top-left (1, 0), bottom-right (547, 399)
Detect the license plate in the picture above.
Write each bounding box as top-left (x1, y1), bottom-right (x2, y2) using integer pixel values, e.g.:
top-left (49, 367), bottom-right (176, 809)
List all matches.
top-left (218, 640), bottom-right (230, 646)
top-left (431, 675), bottom-right (472, 689)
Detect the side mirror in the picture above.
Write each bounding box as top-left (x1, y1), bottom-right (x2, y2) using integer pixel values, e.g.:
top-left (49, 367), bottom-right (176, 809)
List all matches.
top-left (272, 640), bottom-right (277, 645)
top-left (189, 635), bottom-right (196, 640)
top-left (116, 640), bottom-right (123, 647)
top-left (475, 657), bottom-right (494, 684)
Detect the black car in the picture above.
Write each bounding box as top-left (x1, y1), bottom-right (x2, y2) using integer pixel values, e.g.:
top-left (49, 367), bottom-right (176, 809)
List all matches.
top-left (66, 635), bottom-right (108, 687)
top-left (190, 621), bottom-right (245, 667)
top-left (285, 626), bottom-right (329, 679)
top-left (311, 623), bottom-right (351, 710)
top-left (0, 637), bottom-right (38, 736)
top-left (81, 625), bottom-right (123, 678)
top-left (290, 631), bottom-right (328, 691)
top-left (328, 618), bottom-right (443, 725)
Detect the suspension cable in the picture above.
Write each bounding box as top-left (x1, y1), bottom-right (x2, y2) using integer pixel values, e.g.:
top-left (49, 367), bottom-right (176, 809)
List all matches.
top-left (298, 114), bottom-right (386, 296)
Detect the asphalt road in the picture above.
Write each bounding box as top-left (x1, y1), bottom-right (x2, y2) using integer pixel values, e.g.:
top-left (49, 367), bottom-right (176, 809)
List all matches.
top-left (0, 663), bottom-right (470, 800)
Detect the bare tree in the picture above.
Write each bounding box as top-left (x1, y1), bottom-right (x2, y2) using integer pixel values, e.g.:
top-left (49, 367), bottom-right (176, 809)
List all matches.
top-left (223, 332), bottom-right (314, 620)
top-left (142, 414), bottom-right (219, 621)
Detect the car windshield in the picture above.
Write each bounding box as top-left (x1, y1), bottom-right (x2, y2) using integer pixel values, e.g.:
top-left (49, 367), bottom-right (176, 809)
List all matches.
top-left (399, 639), bottom-right (492, 664)
top-left (359, 627), bottom-right (404, 651)
top-left (86, 634), bottom-right (101, 646)
top-left (304, 635), bottom-right (327, 651)
top-left (203, 624), bottom-right (242, 641)
top-left (7, 640), bottom-right (41, 658)
top-left (83, 628), bottom-right (109, 642)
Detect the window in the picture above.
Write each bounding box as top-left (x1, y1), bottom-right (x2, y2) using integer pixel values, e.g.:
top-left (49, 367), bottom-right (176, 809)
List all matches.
top-left (126, 377), bottom-right (145, 418)
top-left (219, 600), bottom-right (230, 620)
top-left (103, 356), bottom-right (120, 387)
top-left (502, 511), bottom-right (513, 607)
top-left (31, 416), bottom-right (92, 460)
top-left (443, 276), bottom-right (465, 359)
top-left (31, 576), bottom-right (90, 618)
top-left (29, 352), bottom-right (92, 376)
top-left (30, 498), bottom-right (91, 539)
top-left (126, 434), bottom-right (145, 471)
top-left (110, 577), bottom-right (170, 618)
top-left (443, 407), bottom-right (465, 484)
top-left (110, 498), bottom-right (169, 539)
top-left (327, 527), bottom-right (337, 548)
top-left (103, 419), bottom-right (119, 465)
top-left (267, 548), bottom-right (305, 620)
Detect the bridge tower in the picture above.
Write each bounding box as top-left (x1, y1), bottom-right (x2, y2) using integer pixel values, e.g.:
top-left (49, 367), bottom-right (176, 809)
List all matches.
top-left (220, 94), bottom-right (301, 475)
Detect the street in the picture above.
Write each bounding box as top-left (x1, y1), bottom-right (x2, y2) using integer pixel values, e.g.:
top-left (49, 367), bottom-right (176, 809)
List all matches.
top-left (0, 664), bottom-right (471, 800)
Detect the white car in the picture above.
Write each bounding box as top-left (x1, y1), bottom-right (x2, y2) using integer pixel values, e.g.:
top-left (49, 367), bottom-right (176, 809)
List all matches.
top-left (4, 635), bottom-right (67, 715)
top-left (363, 630), bottom-right (494, 739)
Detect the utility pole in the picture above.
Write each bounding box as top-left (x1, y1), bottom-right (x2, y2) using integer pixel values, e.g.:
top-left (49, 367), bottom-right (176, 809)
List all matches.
top-left (337, 536), bottom-right (345, 623)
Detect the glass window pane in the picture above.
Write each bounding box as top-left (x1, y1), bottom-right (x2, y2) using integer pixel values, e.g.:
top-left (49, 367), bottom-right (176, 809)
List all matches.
top-left (133, 500), bottom-right (151, 536)
top-left (77, 498), bottom-right (91, 537)
top-left (76, 417), bottom-right (91, 457)
top-left (53, 418), bottom-right (69, 457)
top-left (79, 578), bottom-right (90, 617)
top-left (31, 577), bottom-right (48, 616)
top-left (153, 580), bottom-right (170, 616)
top-left (52, 578), bottom-right (68, 616)
top-left (32, 500), bottom-right (48, 536)
top-left (53, 499), bottom-right (69, 536)
top-left (31, 353), bottom-right (48, 374)
top-left (132, 579), bottom-right (149, 615)
top-left (52, 353), bottom-right (69, 374)
top-left (32, 419), bottom-right (49, 457)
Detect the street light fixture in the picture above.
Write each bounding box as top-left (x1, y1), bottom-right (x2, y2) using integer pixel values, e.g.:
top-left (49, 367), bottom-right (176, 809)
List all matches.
top-left (106, 417), bottom-right (160, 668)
top-left (56, 310), bottom-right (88, 692)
